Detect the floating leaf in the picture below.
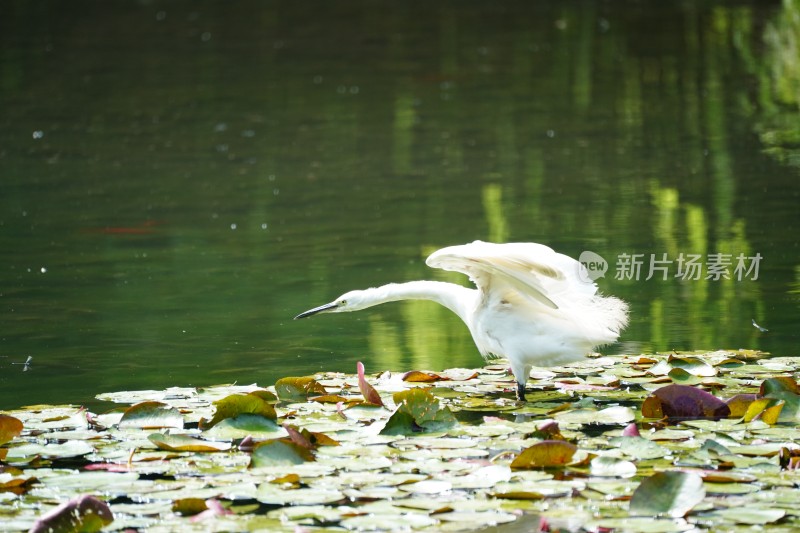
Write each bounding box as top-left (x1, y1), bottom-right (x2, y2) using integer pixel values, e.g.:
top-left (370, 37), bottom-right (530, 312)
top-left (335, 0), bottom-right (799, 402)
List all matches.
top-left (380, 388), bottom-right (456, 435)
top-left (642, 396), bottom-right (664, 418)
top-left (760, 376), bottom-right (799, 397)
top-left (511, 440), bottom-right (577, 469)
top-left (610, 436), bottom-right (669, 460)
top-left (629, 471), bottom-right (705, 518)
top-left (275, 376), bottom-right (327, 401)
top-left (709, 507), bottom-right (785, 525)
top-left (204, 392), bottom-right (277, 429)
top-left (310, 394), bottom-right (350, 404)
top-left (668, 368), bottom-right (702, 385)
top-left (283, 424), bottom-right (339, 449)
top-left (203, 413), bottom-right (283, 439)
top-left (402, 370), bottom-right (448, 383)
top-left (399, 479), bottom-right (452, 494)
top-left (256, 483), bottom-right (344, 505)
top-left (697, 439), bottom-right (732, 458)
top-left (756, 377), bottom-right (800, 422)
top-left (588, 517), bottom-right (692, 532)
top-left (250, 439), bottom-right (314, 467)
top-left (668, 356), bottom-right (717, 377)
top-left (8, 440), bottom-right (95, 460)
top-left (555, 405), bottom-right (635, 425)
top-left (646, 384), bottom-right (730, 421)
top-left (247, 389), bottom-right (278, 402)
top-left (357, 361), bottom-right (385, 406)
top-left (148, 432), bottom-right (231, 452)
top-left (172, 497), bottom-right (209, 516)
top-left (0, 415), bottom-right (23, 445)
top-left (270, 473), bottom-right (300, 486)
top-left (0, 474), bottom-right (38, 494)
top-left (726, 394), bottom-right (758, 417)
top-left (590, 456), bottom-right (637, 477)
top-left (743, 398), bottom-right (783, 424)
top-left (118, 401), bottom-right (184, 429)
top-left (29, 495), bottom-right (113, 533)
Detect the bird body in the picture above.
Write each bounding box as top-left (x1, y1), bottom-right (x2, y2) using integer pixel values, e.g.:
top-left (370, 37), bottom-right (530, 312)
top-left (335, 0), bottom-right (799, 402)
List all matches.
top-left (295, 241), bottom-right (629, 400)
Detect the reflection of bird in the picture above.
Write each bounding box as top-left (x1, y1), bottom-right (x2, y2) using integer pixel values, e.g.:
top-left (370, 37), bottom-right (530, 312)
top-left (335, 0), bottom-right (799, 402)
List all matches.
top-left (295, 241), bottom-right (629, 400)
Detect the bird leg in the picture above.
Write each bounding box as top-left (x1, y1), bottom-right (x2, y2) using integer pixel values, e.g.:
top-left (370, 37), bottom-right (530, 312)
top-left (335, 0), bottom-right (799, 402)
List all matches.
top-left (516, 382), bottom-right (526, 402)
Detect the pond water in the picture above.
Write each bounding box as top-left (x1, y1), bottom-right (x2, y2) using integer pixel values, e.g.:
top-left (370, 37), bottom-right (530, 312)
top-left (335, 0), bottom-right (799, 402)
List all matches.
top-left (2, 0), bottom-right (798, 410)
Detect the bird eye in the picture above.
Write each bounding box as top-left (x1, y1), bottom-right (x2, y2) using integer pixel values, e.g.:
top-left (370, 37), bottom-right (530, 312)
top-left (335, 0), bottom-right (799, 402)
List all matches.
top-left (339, 300), bottom-right (347, 306)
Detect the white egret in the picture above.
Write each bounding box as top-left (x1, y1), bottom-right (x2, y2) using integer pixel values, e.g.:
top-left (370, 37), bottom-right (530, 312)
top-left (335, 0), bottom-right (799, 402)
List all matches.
top-left (294, 241), bottom-right (629, 400)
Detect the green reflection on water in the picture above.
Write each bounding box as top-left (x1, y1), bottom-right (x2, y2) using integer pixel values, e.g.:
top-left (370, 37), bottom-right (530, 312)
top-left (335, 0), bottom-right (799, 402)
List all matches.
top-left (0, 0), bottom-right (798, 409)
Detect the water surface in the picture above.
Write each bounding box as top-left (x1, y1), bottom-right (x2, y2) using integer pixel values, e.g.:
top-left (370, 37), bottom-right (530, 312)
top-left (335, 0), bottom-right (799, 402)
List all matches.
top-left (1, 0), bottom-right (798, 409)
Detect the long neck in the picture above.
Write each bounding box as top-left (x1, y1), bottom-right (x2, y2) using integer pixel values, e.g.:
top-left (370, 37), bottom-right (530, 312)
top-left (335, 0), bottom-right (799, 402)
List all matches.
top-left (366, 281), bottom-right (477, 324)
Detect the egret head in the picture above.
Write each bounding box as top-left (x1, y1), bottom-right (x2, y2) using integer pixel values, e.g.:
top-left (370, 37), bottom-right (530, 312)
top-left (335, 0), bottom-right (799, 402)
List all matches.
top-left (293, 289), bottom-right (371, 319)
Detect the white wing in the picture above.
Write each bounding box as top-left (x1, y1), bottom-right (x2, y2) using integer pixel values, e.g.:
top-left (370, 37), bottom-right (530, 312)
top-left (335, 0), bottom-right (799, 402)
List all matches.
top-left (426, 241), bottom-right (597, 309)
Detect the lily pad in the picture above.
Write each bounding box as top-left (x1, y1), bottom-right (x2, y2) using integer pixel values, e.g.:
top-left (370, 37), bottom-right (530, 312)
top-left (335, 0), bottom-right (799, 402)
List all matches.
top-left (29, 495), bottom-right (113, 533)
top-left (0, 414), bottom-right (23, 445)
top-left (511, 440), bottom-right (577, 469)
top-left (629, 471), bottom-right (705, 518)
top-left (708, 507), bottom-right (786, 525)
top-left (644, 384), bottom-right (730, 421)
top-left (668, 356), bottom-right (717, 377)
top-left (148, 433), bottom-right (232, 452)
top-left (250, 439), bottom-right (314, 467)
top-left (275, 376), bottom-right (327, 401)
top-left (403, 370), bottom-right (448, 383)
top-left (380, 388), bottom-right (456, 435)
top-left (118, 401), bottom-right (184, 430)
top-left (204, 392), bottom-right (277, 429)
top-left (609, 436), bottom-right (669, 460)
top-left (668, 368), bottom-right (702, 385)
top-left (203, 414), bottom-right (284, 439)
top-left (590, 456), bottom-right (637, 477)
top-left (256, 483), bottom-right (345, 505)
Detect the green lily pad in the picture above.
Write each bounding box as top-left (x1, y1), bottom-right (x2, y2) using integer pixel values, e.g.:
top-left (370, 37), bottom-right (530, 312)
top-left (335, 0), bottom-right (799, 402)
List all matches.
top-left (204, 393), bottom-right (277, 429)
top-left (609, 436), bottom-right (669, 460)
top-left (340, 512), bottom-right (437, 531)
top-left (629, 471), bottom-right (705, 518)
top-left (29, 495), bottom-right (113, 533)
top-left (708, 507), bottom-right (786, 525)
top-left (668, 368), bottom-right (702, 385)
top-left (511, 440), bottom-right (577, 469)
top-left (587, 517), bottom-right (693, 532)
top-left (250, 439), bottom-right (314, 467)
top-left (275, 376), bottom-right (327, 401)
top-left (590, 456), bottom-right (637, 477)
top-left (8, 440), bottom-right (95, 460)
top-left (148, 433), bottom-right (232, 452)
top-left (256, 483), bottom-right (345, 505)
top-left (203, 414), bottom-right (284, 439)
top-left (668, 356), bottom-right (717, 377)
top-left (172, 497), bottom-right (209, 516)
top-left (554, 405), bottom-right (635, 425)
top-left (118, 401), bottom-right (184, 430)
top-left (380, 388), bottom-right (456, 435)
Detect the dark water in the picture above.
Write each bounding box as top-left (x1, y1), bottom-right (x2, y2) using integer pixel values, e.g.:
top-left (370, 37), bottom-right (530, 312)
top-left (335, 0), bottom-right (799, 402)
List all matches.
top-left (2, 1), bottom-right (798, 410)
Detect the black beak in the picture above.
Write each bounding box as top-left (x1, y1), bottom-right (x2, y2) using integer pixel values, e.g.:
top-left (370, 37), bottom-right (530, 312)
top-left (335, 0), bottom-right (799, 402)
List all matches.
top-left (294, 301), bottom-right (338, 320)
